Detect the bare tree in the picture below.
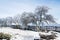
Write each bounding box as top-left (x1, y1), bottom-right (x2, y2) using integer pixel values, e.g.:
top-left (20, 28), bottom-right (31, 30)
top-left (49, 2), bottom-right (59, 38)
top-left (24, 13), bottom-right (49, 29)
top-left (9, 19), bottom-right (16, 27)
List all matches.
top-left (12, 14), bottom-right (21, 29)
top-left (35, 6), bottom-right (56, 31)
top-left (20, 12), bottom-right (34, 29)
top-left (13, 14), bottom-right (21, 25)
top-left (6, 17), bottom-right (12, 26)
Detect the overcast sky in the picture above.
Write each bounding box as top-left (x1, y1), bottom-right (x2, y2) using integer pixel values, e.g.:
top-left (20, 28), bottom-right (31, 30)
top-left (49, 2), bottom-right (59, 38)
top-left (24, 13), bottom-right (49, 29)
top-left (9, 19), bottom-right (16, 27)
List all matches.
top-left (0, 0), bottom-right (60, 24)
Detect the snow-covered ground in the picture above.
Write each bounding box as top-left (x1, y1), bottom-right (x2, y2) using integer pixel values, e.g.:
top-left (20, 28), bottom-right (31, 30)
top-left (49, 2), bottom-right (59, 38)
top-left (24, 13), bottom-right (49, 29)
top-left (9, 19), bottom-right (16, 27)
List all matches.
top-left (0, 27), bottom-right (40, 40)
top-left (0, 27), bottom-right (60, 40)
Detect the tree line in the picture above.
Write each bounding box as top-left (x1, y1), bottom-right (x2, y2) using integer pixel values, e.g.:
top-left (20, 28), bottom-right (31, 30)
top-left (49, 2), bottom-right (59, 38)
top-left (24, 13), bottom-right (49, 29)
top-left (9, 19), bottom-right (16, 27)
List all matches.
top-left (0, 6), bottom-right (56, 31)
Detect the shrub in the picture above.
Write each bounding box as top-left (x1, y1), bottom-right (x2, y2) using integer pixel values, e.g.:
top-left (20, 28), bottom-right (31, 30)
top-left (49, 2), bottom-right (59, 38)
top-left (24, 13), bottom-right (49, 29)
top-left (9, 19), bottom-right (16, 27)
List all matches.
top-left (39, 33), bottom-right (57, 39)
top-left (13, 25), bottom-right (21, 29)
top-left (0, 33), bottom-right (4, 38)
top-left (40, 34), bottom-right (47, 39)
top-left (0, 32), bottom-right (11, 40)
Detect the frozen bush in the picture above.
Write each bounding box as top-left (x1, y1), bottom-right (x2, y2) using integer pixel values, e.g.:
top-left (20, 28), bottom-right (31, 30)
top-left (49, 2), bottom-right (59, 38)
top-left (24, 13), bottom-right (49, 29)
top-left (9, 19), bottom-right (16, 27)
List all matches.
top-left (0, 32), bottom-right (11, 40)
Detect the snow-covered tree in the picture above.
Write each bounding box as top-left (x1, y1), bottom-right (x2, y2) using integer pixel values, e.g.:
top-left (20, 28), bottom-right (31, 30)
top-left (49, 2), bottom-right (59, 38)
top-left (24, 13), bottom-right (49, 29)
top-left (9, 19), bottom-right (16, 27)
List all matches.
top-left (35, 6), bottom-right (56, 31)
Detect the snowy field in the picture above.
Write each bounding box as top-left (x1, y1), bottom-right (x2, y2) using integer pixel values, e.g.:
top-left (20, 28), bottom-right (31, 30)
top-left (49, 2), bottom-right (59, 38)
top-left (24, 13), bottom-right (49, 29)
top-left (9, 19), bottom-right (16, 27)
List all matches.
top-left (0, 27), bottom-right (60, 40)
